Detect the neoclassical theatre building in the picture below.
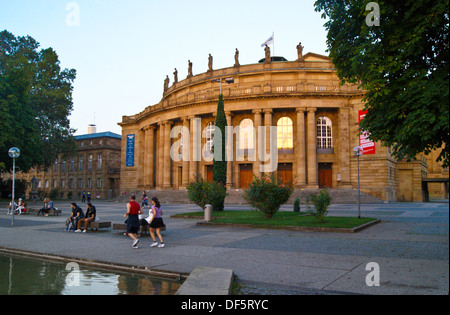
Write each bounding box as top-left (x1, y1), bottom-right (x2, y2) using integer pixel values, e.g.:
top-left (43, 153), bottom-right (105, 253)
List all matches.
top-left (119, 46), bottom-right (447, 202)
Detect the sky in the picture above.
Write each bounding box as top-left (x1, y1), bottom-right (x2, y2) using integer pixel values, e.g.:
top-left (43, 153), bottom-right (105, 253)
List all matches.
top-left (0, 0), bottom-right (329, 136)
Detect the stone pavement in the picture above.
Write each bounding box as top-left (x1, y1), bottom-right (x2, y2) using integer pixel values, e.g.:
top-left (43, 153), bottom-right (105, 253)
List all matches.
top-left (0, 201), bottom-right (448, 295)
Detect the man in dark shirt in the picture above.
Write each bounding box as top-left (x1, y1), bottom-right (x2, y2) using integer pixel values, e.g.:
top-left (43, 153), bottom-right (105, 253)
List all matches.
top-left (66, 202), bottom-right (84, 231)
top-left (75, 203), bottom-right (96, 233)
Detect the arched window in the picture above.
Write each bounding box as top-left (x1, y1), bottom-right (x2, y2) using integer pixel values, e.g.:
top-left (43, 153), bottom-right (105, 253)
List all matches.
top-left (277, 117), bottom-right (294, 153)
top-left (239, 118), bottom-right (254, 153)
top-left (317, 116), bottom-right (333, 149)
top-left (205, 122), bottom-right (215, 154)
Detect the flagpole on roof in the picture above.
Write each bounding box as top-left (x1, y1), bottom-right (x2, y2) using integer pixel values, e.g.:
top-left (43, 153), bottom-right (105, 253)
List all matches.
top-left (272, 32), bottom-right (275, 57)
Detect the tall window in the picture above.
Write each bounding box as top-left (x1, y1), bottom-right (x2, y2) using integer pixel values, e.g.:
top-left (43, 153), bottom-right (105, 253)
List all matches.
top-left (97, 154), bottom-right (102, 170)
top-left (205, 122), bottom-right (215, 154)
top-left (238, 118), bottom-right (254, 153)
top-left (277, 117), bottom-right (294, 153)
top-left (88, 155), bottom-right (93, 171)
top-left (79, 156), bottom-right (84, 171)
top-left (317, 116), bottom-right (333, 149)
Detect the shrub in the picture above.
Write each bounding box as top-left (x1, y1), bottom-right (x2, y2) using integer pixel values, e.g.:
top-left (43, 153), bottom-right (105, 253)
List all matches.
top-left (306, 189), bottom-right (332, 223)
top-left (242, 173), bottom-right (294, 219)
top-left (293, 198), bottom-right (301, 213)
top-left (187, 177), bottom-right (228, 212)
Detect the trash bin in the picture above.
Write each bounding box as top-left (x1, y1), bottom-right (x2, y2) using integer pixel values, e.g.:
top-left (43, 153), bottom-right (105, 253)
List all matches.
top-left (204, 204), bottom-right (212, 222)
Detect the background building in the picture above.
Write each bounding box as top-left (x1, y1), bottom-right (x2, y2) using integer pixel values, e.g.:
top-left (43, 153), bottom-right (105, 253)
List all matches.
top-left (4, 126), bottom-right (121, 200)
top-left (118, 48), bottom-right (448, 202)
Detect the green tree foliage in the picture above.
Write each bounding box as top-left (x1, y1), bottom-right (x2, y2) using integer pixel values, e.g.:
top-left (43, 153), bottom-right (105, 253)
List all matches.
top-left (0, 30), bottom-right (77, 172)
top-left (243, 174), bottom-right (294, 219)
top-left (212, 93), bottom-right (227, 211)
top-left (186, 176), bottom-right (228, 212)
top-left (306, 189), bottom-right (332, 223)
top-left (314, 0), bottom-right (449, 167)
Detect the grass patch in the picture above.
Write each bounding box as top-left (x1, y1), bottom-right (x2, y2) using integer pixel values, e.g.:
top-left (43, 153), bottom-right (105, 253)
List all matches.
top-left (173, 210), bottom-right (377, 229)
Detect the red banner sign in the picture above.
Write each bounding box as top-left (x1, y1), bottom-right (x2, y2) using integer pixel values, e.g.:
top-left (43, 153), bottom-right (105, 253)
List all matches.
top-left (359, 110), bottom-right (376, 155)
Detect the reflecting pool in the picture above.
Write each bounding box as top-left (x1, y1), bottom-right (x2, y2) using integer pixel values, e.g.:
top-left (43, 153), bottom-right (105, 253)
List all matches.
top-left (0, 252), bottom-right (182, 295)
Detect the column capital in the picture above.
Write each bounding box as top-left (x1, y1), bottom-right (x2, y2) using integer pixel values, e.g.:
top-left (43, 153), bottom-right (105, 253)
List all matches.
top-left (143, 125), bottom-right (156, 131)
top-left (307, 107), bottom-right (317, 113)
top-left (263, 108), bottom-right (273, 114)
top-left (225, 111), bottom-right (234, 117)
top-left (296, 107), bottom-right (307, 113)
top-left (252, 109), bottom-right (263, 114)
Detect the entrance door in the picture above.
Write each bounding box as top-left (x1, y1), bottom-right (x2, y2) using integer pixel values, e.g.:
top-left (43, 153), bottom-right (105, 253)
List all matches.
top-left (206, 165), bottom-right (214, 183)
top-left (319, 163), bottom-right (332, 188)
top-left (239, 164), bottom-right (253, 189)
top-left (278, 163), bottom-right (293, 185)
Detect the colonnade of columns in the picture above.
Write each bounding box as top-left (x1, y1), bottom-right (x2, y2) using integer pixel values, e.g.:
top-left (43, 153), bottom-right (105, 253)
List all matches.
top-left (141, 108), bottom-right (320, 190)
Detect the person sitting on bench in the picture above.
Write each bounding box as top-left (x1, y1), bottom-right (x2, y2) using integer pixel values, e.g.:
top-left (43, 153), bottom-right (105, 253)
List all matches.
top-left (75, 203), bottom-right (96, 233)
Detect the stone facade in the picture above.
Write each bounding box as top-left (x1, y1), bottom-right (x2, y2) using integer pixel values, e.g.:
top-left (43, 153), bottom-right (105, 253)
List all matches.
top-left (118, 51), bottom-right (438, 202)
top-left (5, 131), bottom-right (121, 200)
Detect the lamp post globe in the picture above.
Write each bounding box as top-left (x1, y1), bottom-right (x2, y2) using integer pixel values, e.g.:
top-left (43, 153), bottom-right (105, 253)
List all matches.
top-left (8, 147), bottom-right (20, 158)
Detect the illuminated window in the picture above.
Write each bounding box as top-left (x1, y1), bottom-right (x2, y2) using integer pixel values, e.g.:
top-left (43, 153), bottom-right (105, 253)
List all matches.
top-left (239, 119), bottom-right (254, 152)
top-left (277, 117), bottom-right (294, 152)
top-left (317, 117), bottom-right (333, 148)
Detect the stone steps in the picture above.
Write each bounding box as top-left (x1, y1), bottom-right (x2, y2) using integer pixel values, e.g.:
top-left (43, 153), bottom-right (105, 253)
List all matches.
top-left (117, 188), bottom-right (384, 205)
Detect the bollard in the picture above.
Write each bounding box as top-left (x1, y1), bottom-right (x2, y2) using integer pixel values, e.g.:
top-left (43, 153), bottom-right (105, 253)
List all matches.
top-left (204, 204), bottom-right (212, 222)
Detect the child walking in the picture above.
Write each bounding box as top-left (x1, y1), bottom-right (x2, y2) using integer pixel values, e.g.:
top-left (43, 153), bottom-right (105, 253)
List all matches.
top-left (149, 197), bottom-right (165, 248)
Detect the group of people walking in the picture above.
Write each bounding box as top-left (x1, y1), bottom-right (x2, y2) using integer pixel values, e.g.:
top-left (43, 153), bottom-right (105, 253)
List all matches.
top-left (124, 193), bottom-right (165, 249)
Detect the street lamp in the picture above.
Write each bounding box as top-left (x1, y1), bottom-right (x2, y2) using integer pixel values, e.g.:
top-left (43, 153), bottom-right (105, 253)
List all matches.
top-left (211, 77), bottom-right (234, 94)
top-left (353, 146), bottom-right (363, 219)
top-left (8, 147), bottom-right (20, 227)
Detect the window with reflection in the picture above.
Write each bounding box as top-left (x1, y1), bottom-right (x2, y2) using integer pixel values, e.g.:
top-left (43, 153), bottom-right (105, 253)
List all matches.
top-left (317, 116), bottom-right (333, 149)
top-left (277, 117), bottom-right (294, 153)
top-left (238, 118), bottom-right (254, 154)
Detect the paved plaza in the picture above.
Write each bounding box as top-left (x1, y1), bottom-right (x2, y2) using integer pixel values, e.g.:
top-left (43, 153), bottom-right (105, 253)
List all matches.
top-left (0, 200), bottom-right (448, 295)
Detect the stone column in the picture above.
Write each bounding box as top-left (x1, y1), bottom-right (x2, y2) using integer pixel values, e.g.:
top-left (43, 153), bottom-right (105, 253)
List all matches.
top-left (338, 107), bottom-right (351, 188)
top-left (307, 108), bottom-right (318, 188)
top-left (253, 109), bottom-right (262, 177)
top-left (144, 125), bottom-right (156, 188)
top-left (225, 111), bottom-right (233, 188)
top-left (263, 109), bottom-right (273, 175)
top-left (163, 121), bottom-right (173, 189)
top-left (189, 116), bottom-right (200, 182)
top-left (157, 122), bottom-right (165, 189)
top-left (182, 118), bottom-right (190, 188)
top-left (296, 108), bottom-right (307, 187)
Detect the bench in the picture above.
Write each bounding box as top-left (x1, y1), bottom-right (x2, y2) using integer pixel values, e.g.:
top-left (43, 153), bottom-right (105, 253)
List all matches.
top-left (88, 221), bottom-right (112, 231)
top-left (27, 208), bottom-right (62, 216)
top-left (113, 223), bottom-right (166, 235)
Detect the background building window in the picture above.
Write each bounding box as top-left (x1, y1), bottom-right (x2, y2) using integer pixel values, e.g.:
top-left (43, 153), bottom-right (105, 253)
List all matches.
top-left (97, 154), bottom-right (102, 170)
top-left (88, 155), bottom-right (93, 171)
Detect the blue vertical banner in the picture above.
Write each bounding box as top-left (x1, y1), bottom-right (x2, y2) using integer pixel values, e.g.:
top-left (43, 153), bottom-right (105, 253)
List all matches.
top-left (126, 134), bottom-right (135, 167)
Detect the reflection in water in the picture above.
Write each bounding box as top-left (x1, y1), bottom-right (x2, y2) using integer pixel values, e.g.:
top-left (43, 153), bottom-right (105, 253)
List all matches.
top-left (0, 253), bottom-right (181, 295)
